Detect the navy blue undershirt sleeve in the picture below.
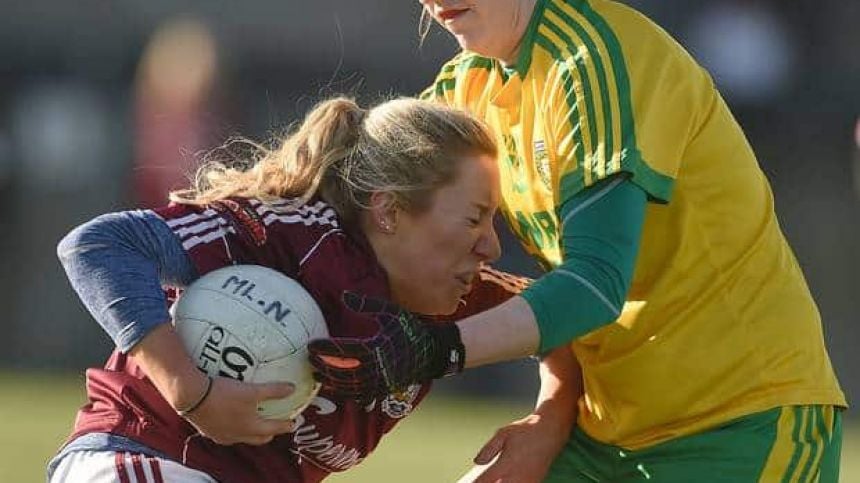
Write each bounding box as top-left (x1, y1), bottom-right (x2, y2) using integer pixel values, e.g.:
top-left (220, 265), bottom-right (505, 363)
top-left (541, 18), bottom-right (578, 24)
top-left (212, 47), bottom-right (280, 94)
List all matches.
top-left (521, 175), bottom-right (647, 354)
top-left (57, 210), bottom-right (198, 352)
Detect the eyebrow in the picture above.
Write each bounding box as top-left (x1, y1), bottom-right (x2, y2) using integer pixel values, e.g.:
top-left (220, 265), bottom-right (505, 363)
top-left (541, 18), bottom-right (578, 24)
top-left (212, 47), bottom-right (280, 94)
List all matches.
top-left (473, 202), bottom-right (491, 215)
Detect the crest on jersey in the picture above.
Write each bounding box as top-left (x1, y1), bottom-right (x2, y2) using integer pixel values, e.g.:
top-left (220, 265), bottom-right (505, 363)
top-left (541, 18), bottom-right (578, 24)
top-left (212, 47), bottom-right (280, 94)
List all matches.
top-left (211, 199), bottom-right (267, 246)
top-left (534, 139), bottom-right (551, 188)
top-left (381, 384), bottom-right (421, 419)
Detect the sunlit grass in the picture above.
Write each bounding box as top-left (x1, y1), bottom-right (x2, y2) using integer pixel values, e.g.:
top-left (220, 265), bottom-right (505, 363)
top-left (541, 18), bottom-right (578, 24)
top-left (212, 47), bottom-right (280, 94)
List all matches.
top-left (1, 371), bottom-right (855, 482)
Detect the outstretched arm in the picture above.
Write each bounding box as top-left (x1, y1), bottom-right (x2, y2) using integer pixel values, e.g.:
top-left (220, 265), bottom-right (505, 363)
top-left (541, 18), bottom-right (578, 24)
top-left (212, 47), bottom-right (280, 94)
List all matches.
top-left (310, 174), bottom-right (646, 397)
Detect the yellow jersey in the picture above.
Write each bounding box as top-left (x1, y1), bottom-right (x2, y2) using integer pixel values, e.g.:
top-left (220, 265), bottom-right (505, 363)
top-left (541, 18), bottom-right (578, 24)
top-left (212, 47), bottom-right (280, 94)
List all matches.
top-left (421, 0), bottom-right (846, 449)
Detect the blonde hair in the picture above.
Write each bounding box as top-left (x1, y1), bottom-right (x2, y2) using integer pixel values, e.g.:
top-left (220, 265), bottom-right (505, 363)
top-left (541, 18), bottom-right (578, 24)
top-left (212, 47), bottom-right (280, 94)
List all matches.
top-left (170, 97), bottom-right (497, 224)
top-left (418, 7), bottom-right (434, 45)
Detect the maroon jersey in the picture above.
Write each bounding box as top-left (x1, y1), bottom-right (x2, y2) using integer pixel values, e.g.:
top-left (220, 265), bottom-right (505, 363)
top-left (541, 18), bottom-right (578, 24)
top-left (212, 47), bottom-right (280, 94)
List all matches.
top-left (67, 197), bottom-right (526, 482)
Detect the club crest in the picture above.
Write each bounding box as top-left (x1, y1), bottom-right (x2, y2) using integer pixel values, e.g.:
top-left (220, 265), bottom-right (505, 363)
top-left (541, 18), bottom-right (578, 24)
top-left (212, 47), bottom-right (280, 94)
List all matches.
top-left (534, 139), bottom-right (551, 188)
top-left (381, 384), bottom-right (421, 419)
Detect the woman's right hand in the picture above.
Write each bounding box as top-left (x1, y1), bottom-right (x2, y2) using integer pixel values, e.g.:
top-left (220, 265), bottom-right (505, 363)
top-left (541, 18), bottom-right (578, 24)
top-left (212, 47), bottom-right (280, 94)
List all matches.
top-left (182, 376), bottom-right (296, 445)
top-left (129, 322), bottom-right (296, 445)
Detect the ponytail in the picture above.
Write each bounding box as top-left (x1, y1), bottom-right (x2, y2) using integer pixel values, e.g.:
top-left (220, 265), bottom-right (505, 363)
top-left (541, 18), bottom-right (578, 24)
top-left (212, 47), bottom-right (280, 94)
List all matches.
top-left (172, 96), bottom-right (497, 225)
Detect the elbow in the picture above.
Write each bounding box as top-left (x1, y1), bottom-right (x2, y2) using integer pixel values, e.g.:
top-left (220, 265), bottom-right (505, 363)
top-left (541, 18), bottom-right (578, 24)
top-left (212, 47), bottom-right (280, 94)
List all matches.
top-left (57, 214), bottom-right (115, 268)
top-left (57, 224), bottom-right (84, 263)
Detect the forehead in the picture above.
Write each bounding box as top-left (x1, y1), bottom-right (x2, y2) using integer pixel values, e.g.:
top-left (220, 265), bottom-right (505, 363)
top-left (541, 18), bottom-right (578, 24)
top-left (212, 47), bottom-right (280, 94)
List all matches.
top-left (434, 154), bottom-right (499, 207)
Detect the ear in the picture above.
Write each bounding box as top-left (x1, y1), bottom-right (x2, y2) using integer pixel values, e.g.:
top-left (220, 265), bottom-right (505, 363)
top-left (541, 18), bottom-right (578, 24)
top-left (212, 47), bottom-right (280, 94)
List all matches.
top-left (368, 192), bottom-right (399, 234)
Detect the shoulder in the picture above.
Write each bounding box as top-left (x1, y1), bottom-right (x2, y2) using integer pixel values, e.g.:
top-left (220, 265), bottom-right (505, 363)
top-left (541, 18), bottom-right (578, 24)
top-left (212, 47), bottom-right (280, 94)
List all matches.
top-left (421, 51), bottom-right (496, 102)
top-left (239, 197), bottom-right (347, 269)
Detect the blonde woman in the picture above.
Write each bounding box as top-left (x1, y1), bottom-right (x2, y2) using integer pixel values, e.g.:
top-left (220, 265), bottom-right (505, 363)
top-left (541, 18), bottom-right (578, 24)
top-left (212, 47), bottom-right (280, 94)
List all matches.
top-left (50, 97), bottom-right (522, 482)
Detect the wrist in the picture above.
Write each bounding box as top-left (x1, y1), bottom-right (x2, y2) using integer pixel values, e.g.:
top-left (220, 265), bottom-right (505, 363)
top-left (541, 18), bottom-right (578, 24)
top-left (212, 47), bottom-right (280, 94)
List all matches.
top-left (129, 322), bottom-right (209, 410)
top-left (431, 322), bottom-right (465, 378)
top-left (175, 375), bottom-right (214, 416)
top-left (533, 397), bottom-right (578, 430)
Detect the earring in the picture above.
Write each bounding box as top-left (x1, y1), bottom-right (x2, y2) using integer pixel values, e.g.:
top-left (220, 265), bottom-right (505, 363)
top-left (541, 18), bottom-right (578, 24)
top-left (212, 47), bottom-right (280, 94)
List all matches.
top-left (379, 219), bottom-right (393, 233)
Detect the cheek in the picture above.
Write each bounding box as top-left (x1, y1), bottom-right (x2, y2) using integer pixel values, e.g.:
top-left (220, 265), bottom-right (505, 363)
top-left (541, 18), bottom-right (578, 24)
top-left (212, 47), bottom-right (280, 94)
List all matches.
top-left (404, 227), bottom-right (463, 276)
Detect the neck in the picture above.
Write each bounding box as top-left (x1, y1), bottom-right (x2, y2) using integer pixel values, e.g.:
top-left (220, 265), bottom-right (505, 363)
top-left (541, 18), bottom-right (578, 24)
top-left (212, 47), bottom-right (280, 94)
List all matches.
top-left (499, 0), bottom-right (538, 66)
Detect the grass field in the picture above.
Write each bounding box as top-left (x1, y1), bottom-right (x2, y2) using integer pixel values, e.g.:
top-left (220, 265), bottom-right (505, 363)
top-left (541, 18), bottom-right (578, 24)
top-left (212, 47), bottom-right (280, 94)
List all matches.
top-left (2, 371), bottom-right (856, 482)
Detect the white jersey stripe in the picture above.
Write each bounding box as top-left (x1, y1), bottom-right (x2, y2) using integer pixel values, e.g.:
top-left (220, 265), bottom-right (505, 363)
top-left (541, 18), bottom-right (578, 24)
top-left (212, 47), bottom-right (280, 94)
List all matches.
top-left (181, 225), bottom-right (236, 251)
top-left (173, 218), bottom-right (224, 239)
top-left (260, 211), bottom-right (339, 229)
top-left (254, 201), bottom-right (339, 229)
top-left (164, 209), bottom-right (219, 229)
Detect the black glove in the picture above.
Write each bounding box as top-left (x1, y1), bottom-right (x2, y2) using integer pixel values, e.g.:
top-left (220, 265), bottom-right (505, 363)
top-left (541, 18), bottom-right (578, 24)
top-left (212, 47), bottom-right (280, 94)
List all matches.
top-left (307, 292), bottom-right (465, 399)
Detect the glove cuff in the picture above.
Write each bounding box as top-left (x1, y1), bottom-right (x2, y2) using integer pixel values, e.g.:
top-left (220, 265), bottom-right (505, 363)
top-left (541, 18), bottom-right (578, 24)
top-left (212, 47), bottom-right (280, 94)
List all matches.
top-left (432, 322), bottom-right (466, 378)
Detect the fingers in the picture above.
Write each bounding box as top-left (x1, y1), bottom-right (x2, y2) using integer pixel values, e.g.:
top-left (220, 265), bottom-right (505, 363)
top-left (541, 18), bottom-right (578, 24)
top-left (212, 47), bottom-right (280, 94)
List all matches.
top-left (188, 378), bottom-right (299, 446)
top-left (253, 382), bottom-right (295, 401)
top-left (308, 336), bottom-right (369, 358)
top-left (307, 338), bottom-right (373, 376)
top-left (474, 433), bottom-right (505, 465)
top-left (316, 354), bottom-right (361, 369)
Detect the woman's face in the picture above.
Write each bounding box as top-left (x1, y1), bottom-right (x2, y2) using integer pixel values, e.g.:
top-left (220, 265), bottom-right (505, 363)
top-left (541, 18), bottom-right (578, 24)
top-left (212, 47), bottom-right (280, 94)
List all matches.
top-left (419, 0), bottom-right (535, 64)
top-left (380, 153), bottom-right (502, 315)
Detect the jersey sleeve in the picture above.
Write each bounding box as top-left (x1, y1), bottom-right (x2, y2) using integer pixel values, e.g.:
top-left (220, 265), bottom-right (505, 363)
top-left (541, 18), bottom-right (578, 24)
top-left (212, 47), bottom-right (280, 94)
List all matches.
top-left (57, 209), bottom-right (198, 352)
top-left (545, 18), bottom-right (704, 209)
top-left (419, 54), bottom-right (464, 105)
top-left (418, 52), bottom-right (496, 113)
top-left (434, 266), bottom-right (532, 321)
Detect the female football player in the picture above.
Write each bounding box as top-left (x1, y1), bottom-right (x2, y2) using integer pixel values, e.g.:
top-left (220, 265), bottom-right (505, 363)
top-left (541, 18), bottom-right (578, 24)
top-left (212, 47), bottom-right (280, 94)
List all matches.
top-left (309, 1), bottom-right (848, 481)
top-left (50, 96), bottom-right (524, 482)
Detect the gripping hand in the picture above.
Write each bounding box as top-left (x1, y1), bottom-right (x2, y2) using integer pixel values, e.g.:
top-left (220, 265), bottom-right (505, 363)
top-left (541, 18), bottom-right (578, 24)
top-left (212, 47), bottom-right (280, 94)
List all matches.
top-left (307, 292), bottom-right (465, 399)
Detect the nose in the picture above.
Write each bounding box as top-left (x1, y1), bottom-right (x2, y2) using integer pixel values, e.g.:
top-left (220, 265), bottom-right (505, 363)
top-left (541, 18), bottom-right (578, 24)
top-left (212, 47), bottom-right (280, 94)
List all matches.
top-left (474, 223), bottom-right (502, 262)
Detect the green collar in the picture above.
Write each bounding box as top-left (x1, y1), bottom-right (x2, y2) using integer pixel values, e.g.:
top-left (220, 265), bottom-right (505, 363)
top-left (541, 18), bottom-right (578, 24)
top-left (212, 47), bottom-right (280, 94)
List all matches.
top-left (512, 0), bottom-right (549, 77)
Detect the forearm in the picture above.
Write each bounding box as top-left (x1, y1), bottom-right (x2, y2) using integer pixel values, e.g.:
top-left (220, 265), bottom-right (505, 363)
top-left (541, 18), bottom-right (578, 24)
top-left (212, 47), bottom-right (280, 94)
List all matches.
top-left (535, 347), bottom-right (581, 429)
top-left (129, 322), bottom-right (210, 411)
top-left (57, 210), bottom-right (197, 351)
top-left (457, 295), bottom-right (539, 368)
top-left (458, 177), bottom-right (645, 365)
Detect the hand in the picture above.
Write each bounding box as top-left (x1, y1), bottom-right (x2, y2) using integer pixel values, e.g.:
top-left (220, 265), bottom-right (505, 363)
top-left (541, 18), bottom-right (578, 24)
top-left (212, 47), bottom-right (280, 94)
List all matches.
top-left (458, 413), bottom-right (569, 483)
top-left (129, 323), bottom-right (296, 446)
top-left (307, 292), bottom-right (465, 399)
top-left (183, 376), bottom-right (297, 446)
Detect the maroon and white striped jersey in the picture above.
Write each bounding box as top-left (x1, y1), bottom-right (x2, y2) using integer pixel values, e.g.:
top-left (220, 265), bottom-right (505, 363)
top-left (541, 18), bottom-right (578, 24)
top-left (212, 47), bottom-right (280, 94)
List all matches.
top-left (66, 197), bottom-right (527, 482)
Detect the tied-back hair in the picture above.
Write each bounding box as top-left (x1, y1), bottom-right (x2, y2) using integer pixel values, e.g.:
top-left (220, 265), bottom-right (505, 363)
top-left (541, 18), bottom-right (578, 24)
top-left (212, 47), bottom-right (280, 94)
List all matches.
top-left (170, 97), bottom-right (497, 225)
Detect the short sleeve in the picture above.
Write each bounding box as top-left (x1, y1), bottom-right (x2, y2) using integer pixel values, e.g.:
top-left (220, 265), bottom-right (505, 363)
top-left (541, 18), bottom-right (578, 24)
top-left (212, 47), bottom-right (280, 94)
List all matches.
top-left (545, 39), bottom-right (691, 210)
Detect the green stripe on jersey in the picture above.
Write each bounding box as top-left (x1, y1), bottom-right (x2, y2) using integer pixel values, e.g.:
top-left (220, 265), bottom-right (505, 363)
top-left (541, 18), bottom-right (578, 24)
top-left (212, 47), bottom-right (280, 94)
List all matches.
top-left (567, 0), bottom-right (639, 173)
top-left (537, 28), bottom-right (600, 180)
top-left (515, 0), bottom-right (549, 76)
top-left (544, 2), bottom-right (614, 180)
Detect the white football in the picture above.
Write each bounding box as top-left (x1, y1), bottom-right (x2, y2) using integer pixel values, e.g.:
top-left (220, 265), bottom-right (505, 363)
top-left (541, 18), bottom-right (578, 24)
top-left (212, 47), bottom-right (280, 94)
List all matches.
top-left (171, 265), bottom-right (328, 420)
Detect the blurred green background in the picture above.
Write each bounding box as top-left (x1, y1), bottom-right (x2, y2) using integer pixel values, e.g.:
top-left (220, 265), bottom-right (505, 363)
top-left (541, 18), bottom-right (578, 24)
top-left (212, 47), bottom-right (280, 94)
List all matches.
top-left (1, 1), bottom-right (857, 481)
top-left (3, 371), bottom-right (856, 482)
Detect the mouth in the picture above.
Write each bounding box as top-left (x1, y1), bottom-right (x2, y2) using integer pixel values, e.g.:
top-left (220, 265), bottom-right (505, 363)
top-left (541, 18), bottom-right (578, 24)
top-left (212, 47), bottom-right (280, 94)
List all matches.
top-left (437, 8), bottom-right (470, 21)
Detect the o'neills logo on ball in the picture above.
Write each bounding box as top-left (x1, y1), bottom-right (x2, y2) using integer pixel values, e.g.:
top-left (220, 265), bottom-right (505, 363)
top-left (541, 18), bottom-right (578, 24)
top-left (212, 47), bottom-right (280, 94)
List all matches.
top-left (196, 325), bottom-right (256, 381)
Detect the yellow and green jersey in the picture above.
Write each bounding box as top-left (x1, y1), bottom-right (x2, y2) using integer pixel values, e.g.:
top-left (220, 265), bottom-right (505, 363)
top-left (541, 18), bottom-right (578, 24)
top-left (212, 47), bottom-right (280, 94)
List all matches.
top-left (422, 0), bottom-right (845, 449)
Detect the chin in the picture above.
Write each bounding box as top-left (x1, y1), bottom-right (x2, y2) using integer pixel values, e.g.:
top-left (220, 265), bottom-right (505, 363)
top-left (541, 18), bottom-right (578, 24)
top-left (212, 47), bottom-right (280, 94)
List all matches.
top-left (454, 36), bottom-right (493, 58)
